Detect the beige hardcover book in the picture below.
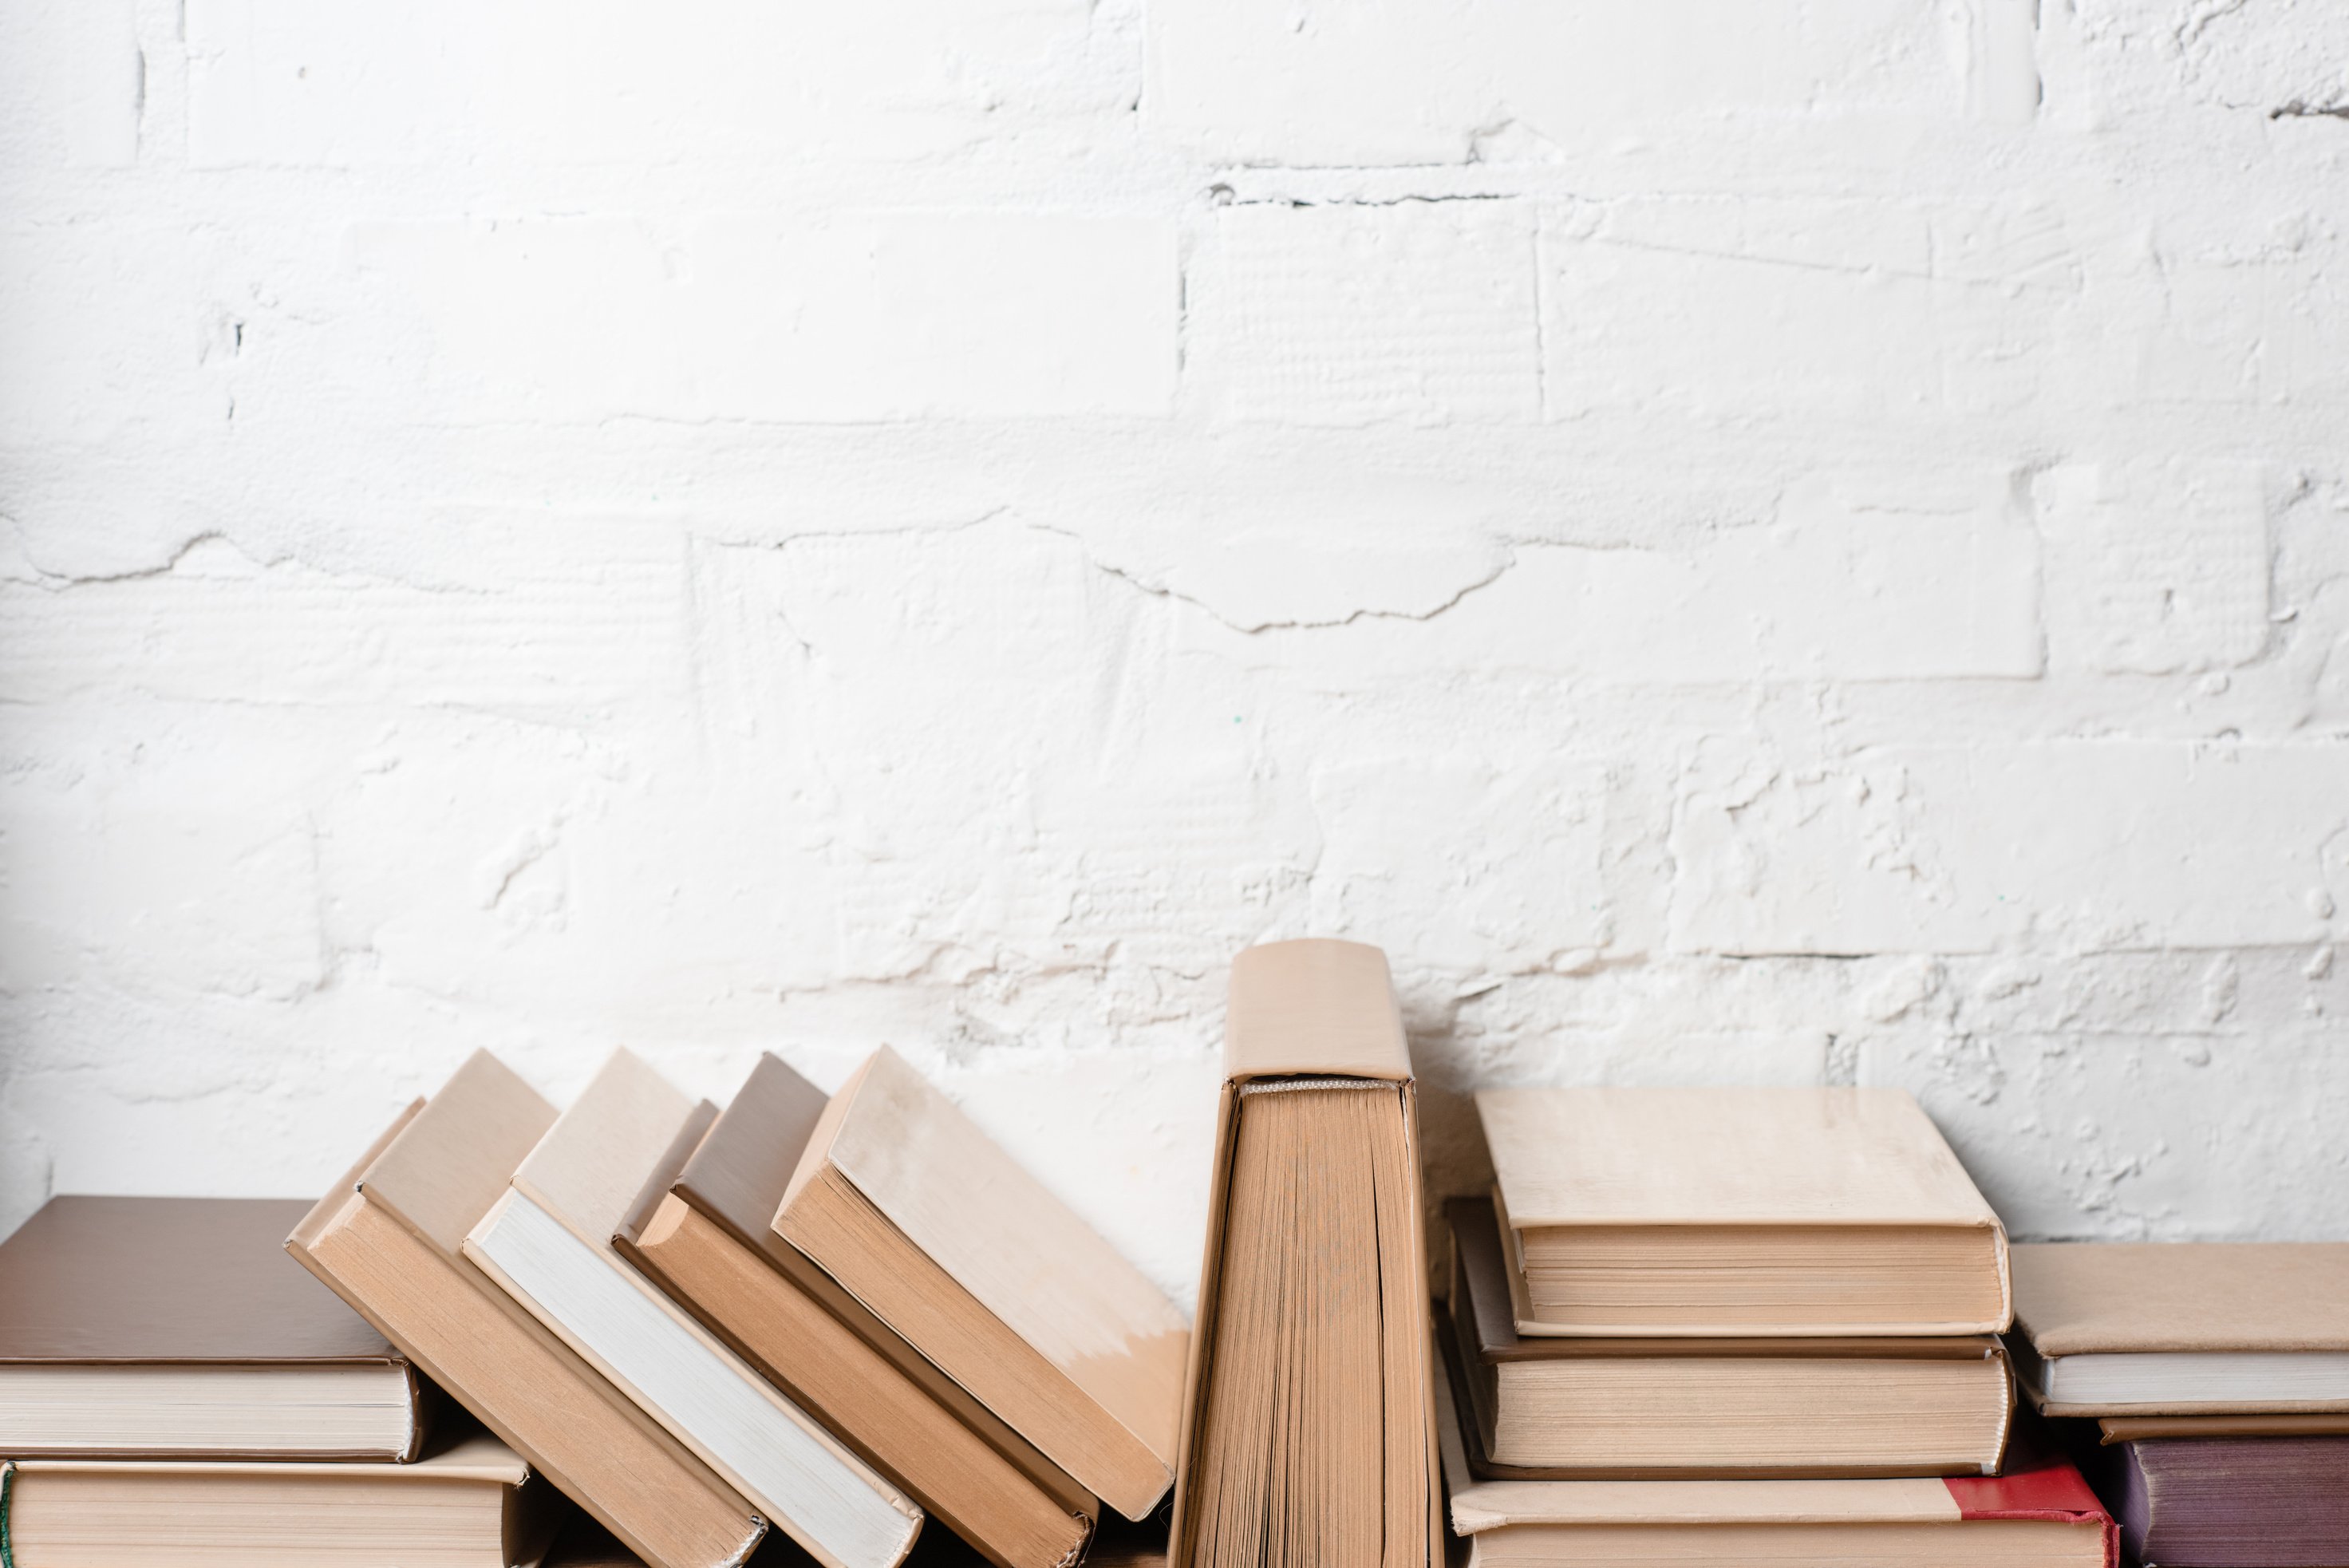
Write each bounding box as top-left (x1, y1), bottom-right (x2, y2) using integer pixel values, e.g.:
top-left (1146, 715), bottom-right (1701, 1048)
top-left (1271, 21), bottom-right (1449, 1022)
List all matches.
top-left (2011, 1242), bottom-right (2349, 1415)
top-left (287, 1053), bottom-right (767, 1568)
top-left (1444, 1195), bottom-right (2012, 1478)
top-left (773, 1045), bottom-right (1188, 1522)
top-left (1435, 1354), bottom-right (2109, 1568)
top-left (465, 1051), bottom-right (922, 1568)
top-left (1169, 938), bottom-right (1442, 1568)
top-left (1479, 1087), bottom-right (2011, 1337)
top-left (0, 1431), bottom-right (556, 1568)
top-left (620, 1053), bottom-right (1096, 1568)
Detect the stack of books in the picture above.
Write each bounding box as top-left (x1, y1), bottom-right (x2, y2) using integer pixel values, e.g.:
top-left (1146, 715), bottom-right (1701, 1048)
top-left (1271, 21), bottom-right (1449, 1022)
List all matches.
top-left (1441, 1086), bottom-right (2117, 1566)
top-left (0, 1194), bottom-right (566, 1566)
top-left (2010, 1241), bottom-right (2349, 1567)
top-left (282, 1042), bottom-right (1188, 1568)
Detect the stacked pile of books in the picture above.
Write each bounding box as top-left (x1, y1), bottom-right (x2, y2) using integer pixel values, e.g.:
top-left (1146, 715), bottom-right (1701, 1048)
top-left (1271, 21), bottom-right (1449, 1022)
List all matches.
top-left (1440, 1084), bottom-right (2116, 1566)
top-left (2010, 1242), bottom-right (2349, 1567)
top-left (17, 936), bottom-right (2343, 1567)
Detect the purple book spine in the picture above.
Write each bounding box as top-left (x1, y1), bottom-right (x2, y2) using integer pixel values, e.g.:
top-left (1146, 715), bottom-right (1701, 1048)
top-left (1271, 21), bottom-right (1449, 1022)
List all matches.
top-left (2125, 1437), bottom-right (2349, 1568)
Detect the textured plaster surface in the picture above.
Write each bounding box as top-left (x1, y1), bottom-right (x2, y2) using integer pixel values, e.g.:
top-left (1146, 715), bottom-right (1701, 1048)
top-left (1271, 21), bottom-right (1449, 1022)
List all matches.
top-left (3, 0), bottom-right (2347, 1301)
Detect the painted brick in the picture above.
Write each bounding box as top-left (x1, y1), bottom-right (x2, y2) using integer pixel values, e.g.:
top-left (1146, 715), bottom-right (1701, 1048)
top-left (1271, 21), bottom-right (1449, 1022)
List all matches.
top-left (1186, 201), bottom-right (1541, 426)
top-left (1149, 0), bottom-right (1953, 164)
top-left (188, 0), bottom-right (1095, 168)
top-left (0, 0), bottom-right (139, 167)
top-left (1672, 742), bottom-right (2349, 956)
top-left (2039, 459), bottom-right (2272, 674)
top-left (348, 212), bottom-right (1176, 421)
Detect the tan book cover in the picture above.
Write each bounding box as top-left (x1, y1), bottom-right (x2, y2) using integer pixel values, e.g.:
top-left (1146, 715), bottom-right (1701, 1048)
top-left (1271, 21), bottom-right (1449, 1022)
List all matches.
top-left (286, 1052), bottom-right (767, 1568)
top-left (620, 1053), bottom-right (1095, 1568)
top-left (1169, 938), bottom-right (1441, 1568)
top-left (1435, 1356), bottom-right (2110, 1568)
top-left (0, 1431), bottom-right (555, 1568)
top-left (1479, 1086), bottom-right (2011, 1337)
top-left (772, 1045), bottom-right (1188, 1522)
top-left (466, 1051), bottom-right (921, 1568)
top-left (2012, 1243), bottom-right (2349, 1354)
top-left (1443, 1195), bottom-right (2011, 1479)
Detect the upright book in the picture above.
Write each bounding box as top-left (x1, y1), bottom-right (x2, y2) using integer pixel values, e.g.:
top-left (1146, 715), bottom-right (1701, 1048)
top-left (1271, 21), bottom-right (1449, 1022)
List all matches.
top-left (463, 1050), bottom-right (922, 1568)
top-left (2010, 1243), bottom-right (2349, 1413)
top-left (618, 1053), bottom-right (1096, 1568)
top-left (772, 1045), bottom-right (1189, 1523)
top-left (1478, 1086), bottom-right (2010, 1337)
top-left (1437, 1361), bottom-right (2111, 1568)
top-left (0, 1195), bottom-right (420, 1459)
top-left (1170, 938), bottom-right (1441, 1568)
top-left (0, 1430), bottom-right (554, 1568)
top-left (1443, 1195), bottom-right (2012, 1478)
top-left (288, 1052), bottom-right (768, 1568)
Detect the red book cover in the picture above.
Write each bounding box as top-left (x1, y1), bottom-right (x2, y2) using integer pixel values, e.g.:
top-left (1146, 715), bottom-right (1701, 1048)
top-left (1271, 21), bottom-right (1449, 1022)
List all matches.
top-left (1944, 1436), bottom-right (2119, 1568)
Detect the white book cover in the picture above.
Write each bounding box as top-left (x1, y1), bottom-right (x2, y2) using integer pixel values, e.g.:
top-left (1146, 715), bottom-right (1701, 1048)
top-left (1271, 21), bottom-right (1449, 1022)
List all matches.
top-left (464, 1051), bottom-right (922, 1568)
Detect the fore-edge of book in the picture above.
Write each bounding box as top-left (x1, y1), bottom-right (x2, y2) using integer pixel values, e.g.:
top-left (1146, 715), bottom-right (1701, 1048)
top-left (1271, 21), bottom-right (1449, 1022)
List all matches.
top-left (1168, 937), bottom-right (1442, 1568)
top-left (286, 1052), bottom-right (768, 1568)
top-left (471, 1049), bottom-right (923, 1568)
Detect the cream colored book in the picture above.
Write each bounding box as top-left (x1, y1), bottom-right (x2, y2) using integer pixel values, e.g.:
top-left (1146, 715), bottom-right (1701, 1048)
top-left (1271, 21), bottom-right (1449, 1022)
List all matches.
top-left (772, 1045), bottom-right (1188, 1523)
top-left (288, 1053), bottom-right (768, 1568)
top-left (1169, 939), bottom-right (1442, 1568)
top-left (2011, 1242), bottom-right (2349, 1414)
top-left (1478, 1087), bottom-right (2011, 1337)
top-left (464, 1051), bottom-right (923, 1568)
top-left (0, 1432), bottom-right (555, 1568)
top-left (1435, 1353), bottom-right (2110, 1568)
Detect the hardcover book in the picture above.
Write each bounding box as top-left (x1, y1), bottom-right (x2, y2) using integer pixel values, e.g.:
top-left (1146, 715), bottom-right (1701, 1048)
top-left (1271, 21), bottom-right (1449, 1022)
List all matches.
top-left (0, 1430), bottom-right (555, 1568)
top-left (1439, 1360), bottom-right (2113, 1568)
top-left (463, 1050), bottom-right (922, 1568)
top-left (0, 1195), bottom-right (421, 1460)
top-left (772, 1045), bottom-right (1188, 1523)
top-left (288, 1052), bottom-right (768, 1568)
top-left (1443, 1194), bottom-right (2012, 1478)
top-left (1169, 938), bottom-right (1442, 1568)
top-left (2011, 1243), bottom-right (2349, 1414)
top-left (2094, 1435), bottom-right (2349, 1567)
top-left (1478, 1085), bottom-right (2010, 1337)
top-left (618, 1052), bottom-right (1095, 1568)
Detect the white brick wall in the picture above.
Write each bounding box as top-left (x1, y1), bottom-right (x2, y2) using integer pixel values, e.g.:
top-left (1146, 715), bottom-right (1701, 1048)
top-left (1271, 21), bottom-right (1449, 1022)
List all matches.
top-left (3, 0), bottom-right (2345, 1290)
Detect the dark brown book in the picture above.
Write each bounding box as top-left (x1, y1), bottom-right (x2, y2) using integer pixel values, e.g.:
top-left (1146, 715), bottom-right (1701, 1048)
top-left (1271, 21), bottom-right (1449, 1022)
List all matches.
top-left (0, 1195), bottom-right (422, 1459)
top-left (616, 1054), bottom-right (1093, 1568)
top-left (2094, 1434), bottom-right (2349, 1566)
top-left (1443, 1195), bottom-right (2011, 1479)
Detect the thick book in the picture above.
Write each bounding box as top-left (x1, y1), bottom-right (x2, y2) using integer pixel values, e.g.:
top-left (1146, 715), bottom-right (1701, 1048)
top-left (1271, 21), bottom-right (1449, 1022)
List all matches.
top-left (1443, 1195), bottom-right (2012, 1478)
top-left (1169, 938), bottom-right (1442, 1568)
top-left (1478, 1086), bottom-right (2011, 1337)
top-left (772, 1045), bottom-right (1188, 1523)
top-left (2011, 1242), bottom-right (2349, 1414)
top-left (288, 1052), bottom-right (769, 1568)
top-left (463, 1050), bottom-right (922, 1568)
top-left (618, 1053), bottom-right (1096, 1568)
top-left (1438, 1357), bottom-right (2114, 1568)
top-left (0, 1195), bottom-right (420, 1460)
top-left (2091, 1435), bottom-right (2349, 1567)
top-left (0, 1430), bottom-right (555, 1568)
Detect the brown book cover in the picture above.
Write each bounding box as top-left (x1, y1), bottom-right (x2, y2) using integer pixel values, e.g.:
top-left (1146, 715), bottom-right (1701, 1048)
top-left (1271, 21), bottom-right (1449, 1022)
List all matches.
top-left (288, 1052), bottom-right (768, 1568)
top-left (0, 1195), bottom-right (423, 1461)
top-left (617, 1053), bottom-right (1095, 1568)
top-left (772, 1046), bottom-right (1187, 1523)
top-left (1443, 1195), bottom-right (2011, 1479)
top-left (1168, 938), bottom-right (1442, 1568)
